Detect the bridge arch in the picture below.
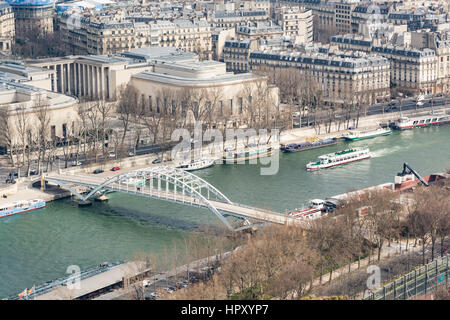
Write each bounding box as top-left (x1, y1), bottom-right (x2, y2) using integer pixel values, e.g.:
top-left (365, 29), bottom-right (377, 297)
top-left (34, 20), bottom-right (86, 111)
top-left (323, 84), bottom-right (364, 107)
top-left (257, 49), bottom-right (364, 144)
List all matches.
top-left (45, 166), bottom-right (251, 231)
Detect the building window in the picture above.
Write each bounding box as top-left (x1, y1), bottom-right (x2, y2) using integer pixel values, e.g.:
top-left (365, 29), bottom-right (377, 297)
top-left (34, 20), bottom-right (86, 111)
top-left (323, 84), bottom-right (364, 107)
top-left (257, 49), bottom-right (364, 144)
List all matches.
top-left (238, 97), bottom-right (243, 114)
top-left (62, 124), bottom-right (67, 139)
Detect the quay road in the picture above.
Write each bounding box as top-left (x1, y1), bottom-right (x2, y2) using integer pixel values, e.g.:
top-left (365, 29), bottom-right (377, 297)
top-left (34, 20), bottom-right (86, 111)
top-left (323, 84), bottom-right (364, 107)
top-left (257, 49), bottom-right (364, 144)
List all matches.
top-left (297, 95), bottom-right (450, 127)
top-left (44, 172), bottom-right (307, 229)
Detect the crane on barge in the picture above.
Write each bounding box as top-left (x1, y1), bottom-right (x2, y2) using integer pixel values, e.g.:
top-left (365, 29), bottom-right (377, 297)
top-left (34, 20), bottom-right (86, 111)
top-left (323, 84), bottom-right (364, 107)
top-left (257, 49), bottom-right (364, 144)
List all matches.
top-left (397, 162), bottom-right (429, 187)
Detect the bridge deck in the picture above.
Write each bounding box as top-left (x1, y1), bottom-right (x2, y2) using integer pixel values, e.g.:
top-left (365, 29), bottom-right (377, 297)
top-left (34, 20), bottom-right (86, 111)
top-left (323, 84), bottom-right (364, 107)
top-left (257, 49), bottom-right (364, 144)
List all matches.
top-left (44, 173), bottom-right (308, 228)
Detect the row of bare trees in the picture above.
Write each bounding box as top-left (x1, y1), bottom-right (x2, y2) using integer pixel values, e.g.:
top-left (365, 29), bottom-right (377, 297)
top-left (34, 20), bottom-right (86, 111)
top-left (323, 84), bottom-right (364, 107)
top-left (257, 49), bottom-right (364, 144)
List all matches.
top-left (0, 79), bottom-right (288, 176)
top-left (114, 81), bottom-right (290, 159)
top-left (255, 67), bottom-right (384, 134)
top-left (163, 181), bottom-right (449, 300)
top-left (0, 95), bottom-right (60, 177)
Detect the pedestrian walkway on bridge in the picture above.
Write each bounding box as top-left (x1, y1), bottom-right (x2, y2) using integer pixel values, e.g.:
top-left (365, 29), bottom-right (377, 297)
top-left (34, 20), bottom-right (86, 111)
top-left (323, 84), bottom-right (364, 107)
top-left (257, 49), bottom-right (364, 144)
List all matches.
top-left (44, 166), bottom-right (308, 232)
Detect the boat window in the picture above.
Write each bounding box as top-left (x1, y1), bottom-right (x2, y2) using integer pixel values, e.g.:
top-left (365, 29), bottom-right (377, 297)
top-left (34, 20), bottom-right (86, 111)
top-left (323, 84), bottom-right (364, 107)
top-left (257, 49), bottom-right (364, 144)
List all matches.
top-left (425, 119), bottom-right (431, 123)
top-left (419, 120), bottom-right (425, 124)
top-left (413, 121), bottom-right (418, 125)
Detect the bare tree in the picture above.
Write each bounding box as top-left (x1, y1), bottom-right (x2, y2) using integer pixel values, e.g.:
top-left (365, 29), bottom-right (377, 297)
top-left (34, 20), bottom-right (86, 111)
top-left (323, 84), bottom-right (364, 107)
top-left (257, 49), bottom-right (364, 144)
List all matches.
top-left (0, 108), bottom-right (16, 168)
top-left (116, 84), bottom-right (140, 154)
top-left (14, 104), bottom-right (30, 177)
top-left (35, 95), bottom-right (50, 175)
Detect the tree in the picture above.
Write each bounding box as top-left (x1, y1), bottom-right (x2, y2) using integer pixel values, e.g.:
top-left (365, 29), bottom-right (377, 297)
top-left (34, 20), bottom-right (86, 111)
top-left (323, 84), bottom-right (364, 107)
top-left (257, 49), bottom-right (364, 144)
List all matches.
top-left (360, 189), bottom-right (401, 262)
top-left (14, 104), bottom-right (30, 177)
top-left (116, 84), bottom-right (140, 154)
top-left (409, 187), bottom-right (434, 265)
top-left (307, 216), bottom-right (348, 284)
top-left (94, 99), bottom-right (114, 159)
top-left (35, 95), bottom-right (50, 175)
top-left (0, 108), bottom-right (16, 168)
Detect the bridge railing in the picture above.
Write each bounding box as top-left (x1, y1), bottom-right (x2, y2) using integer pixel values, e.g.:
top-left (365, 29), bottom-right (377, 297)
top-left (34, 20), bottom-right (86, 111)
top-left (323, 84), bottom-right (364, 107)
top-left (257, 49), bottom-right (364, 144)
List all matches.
top-left (6, 261), bottom-right (126, 300)
top-left (365, 254), bottom-right (449, 300)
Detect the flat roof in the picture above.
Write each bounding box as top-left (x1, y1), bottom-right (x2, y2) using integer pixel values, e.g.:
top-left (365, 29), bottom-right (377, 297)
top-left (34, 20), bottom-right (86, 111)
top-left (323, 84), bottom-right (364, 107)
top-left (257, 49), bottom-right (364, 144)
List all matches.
top-left (35, 262), bottom-right (148, 300)
top-left (133, 70), bottom-right (262, 87)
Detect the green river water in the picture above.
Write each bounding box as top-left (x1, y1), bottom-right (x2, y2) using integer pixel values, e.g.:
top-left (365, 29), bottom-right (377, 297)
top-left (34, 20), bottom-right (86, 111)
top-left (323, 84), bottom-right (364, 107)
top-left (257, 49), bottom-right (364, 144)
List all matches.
top-left (1, 125), bottom-right (449, 298)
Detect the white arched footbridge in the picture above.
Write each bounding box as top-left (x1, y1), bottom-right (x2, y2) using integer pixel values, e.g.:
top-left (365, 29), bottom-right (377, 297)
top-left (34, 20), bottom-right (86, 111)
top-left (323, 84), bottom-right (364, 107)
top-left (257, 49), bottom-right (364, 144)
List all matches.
top-left (44, 166), bottom-right (307, 232)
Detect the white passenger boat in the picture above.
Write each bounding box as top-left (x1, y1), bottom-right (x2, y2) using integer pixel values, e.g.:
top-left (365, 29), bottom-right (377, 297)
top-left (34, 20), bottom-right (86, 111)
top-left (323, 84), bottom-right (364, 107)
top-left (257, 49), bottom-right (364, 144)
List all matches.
top-left (289, 199), bottom-right (326, 220)
top-left (343, 126), bottom-right (392, 141)
top-left (306, 146), bottom-right (371, 170)
top-left (177, 158), bottom-right (215, 171)
top-left (393, 113), bottom-right (450, 130)
top-left (0, 199), bottom-right (46, 218)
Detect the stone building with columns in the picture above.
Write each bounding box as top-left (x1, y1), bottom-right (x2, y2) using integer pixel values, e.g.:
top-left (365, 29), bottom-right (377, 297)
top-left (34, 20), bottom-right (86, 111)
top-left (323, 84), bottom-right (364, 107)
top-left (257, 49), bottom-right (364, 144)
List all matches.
top-left (24, 47), bottom-right (200, 101)
top-left (21, 46), bottom-right (279, 128)
top-left (129, 60), bottom-right (279, 128)
top-left (0, 79), bottom-right (78, 152)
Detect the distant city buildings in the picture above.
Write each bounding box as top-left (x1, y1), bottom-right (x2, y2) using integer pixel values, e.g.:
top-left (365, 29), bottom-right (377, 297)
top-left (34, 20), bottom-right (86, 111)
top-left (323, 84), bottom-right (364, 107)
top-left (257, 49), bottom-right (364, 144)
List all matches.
top-left (0, 1), bottom-right (14, 55)
top-left (249, 45), bottom-right (391, 105)
top-left (6, 0), bottom-right (54, 38)
top-left (0, 0), bottom-right (448, 116)
top-left (274, 6), bottom-right (313, 44)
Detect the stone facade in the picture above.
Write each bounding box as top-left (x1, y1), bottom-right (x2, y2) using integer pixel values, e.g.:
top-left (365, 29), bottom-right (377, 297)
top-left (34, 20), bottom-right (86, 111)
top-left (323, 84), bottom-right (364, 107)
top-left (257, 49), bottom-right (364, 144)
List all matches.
top-left (249, 48), bottom-right (391, 105)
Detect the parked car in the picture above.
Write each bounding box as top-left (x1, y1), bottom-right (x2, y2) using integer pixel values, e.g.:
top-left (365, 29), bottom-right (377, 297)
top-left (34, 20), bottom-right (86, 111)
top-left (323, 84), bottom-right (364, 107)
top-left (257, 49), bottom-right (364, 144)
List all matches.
top-left (72, 160), bottom-right (82, 166)
top-left (417, 101), bottom-right (424, 106)
top-left (165, 287), bottom-right (174, 294)
top-left (93, 169), bottom-right (104, 174)
top-left (128, 151), bottom-right (135, 157)
top-left (384, 103), bottom-right (398, 112)
top-left (29, 169), bottom-right (38, 175)
top-left (111, 166), bottom-right (120, 171)
top-left (108, 152), bottom-right (115, 158)
top-left (152, 158), bottom-right (162, 164)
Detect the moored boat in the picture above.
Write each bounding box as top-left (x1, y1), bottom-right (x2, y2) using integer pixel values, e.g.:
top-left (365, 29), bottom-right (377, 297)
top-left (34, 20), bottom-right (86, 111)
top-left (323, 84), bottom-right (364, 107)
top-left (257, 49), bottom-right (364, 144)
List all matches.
top-left (392, 113), bottom-right (450, 130)
top-left (0, 199), bottom-right (46, 218)
top-left (222, 144), bottom-right (272, 163)
top-left (281, 137), bottom-right (338, 152)
top-left (289, 199), bottom-right (326, 220)
top-left (343, 126), bottom-right (392, 141)
top-left (306, 146), bottom-right (371, 170)
top-left (177, 158), bottom-right (215, 171)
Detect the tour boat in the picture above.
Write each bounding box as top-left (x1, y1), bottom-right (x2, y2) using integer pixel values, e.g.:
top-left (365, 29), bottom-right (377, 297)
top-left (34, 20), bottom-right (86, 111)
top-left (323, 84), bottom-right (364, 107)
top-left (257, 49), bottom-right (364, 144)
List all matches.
top-left (343, 126), bottom-right (392, 141)
top-left (222, 144), bottom-right (272, 163)
top-left (0, 199), bottom-right (46, 218)
top-left (306, 146), bottom-right (371, 170)
top-left (392, 113), bottom-right (450, 130)
top-left (280, 137), bottom-right (338, 153)
top-left (177, 158), bottom-right (215, 171)
top-left (289, 199), bottom-right (326, 220)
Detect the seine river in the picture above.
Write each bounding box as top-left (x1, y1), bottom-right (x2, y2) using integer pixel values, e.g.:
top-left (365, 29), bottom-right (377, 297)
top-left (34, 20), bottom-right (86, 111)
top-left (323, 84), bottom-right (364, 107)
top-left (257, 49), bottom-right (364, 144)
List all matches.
top-left (1, 125), bottom-right (449, 298)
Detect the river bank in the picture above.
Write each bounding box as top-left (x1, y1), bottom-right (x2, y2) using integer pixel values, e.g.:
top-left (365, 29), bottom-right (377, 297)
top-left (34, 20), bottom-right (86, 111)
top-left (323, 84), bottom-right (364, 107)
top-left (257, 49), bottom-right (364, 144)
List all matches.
top-left (1, 121), bottom-right (449, 299)
top-left (1, 104), bottom-right (449, 207)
